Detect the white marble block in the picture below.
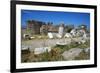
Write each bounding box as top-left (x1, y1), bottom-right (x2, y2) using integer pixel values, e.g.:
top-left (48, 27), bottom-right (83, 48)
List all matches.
top-left (34, 47), bottom-right (51, 54)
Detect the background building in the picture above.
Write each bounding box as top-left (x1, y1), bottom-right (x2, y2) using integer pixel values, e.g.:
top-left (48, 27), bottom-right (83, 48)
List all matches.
top-left (26, 20), bottom-right (58, 35)
top-left (27, 20), bottom-right (46, 35)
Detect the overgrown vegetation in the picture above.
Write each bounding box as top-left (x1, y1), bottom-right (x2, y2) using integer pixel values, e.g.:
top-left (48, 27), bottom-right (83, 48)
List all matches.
top-left (21, 39), bottom-right (90, 62)
top-left (74, 50), bottom-right (90, 60)
top-left (53, 40), bottom-right (90, 53)
top-left (40, 48), bottom-right (64, 61)
top-left (21, 48), bottom-right (65, 62)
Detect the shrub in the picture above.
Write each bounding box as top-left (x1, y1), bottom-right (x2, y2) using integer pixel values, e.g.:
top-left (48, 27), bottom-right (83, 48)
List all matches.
top-left (40, 48), bottom-right (64, 61)
top-left (74, 50), bottom-right (90, 60)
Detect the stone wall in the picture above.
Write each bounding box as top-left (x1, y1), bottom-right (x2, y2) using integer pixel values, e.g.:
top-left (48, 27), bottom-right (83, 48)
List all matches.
top-left (27, 20), bottom-right (45, 35)
top-left (27, 20), bottom-right (58, 35)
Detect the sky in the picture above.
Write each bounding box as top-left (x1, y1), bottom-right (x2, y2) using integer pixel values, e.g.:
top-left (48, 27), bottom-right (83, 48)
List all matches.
top-left (21, 10), bottom-right (90, 28)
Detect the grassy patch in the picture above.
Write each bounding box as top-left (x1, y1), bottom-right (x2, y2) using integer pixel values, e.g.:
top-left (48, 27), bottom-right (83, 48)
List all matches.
top-left (77, 40), bottom-right (90, 49)
top-left (21, 39), bottom-right (90, 62)
top-left (74, 50), bottom-right (90, 60)
top-left (40, 48), bottom-right (64, 61)
top-left (21, 48), bottom-right (64, 62)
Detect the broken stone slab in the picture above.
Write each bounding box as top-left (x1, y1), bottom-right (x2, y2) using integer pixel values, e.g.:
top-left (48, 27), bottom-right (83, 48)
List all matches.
top-left (64, 33), bottom-right (72, 38)
top-left (48, 32), bottom-right (54, 39)
top-left (34, 47), bottom-right (51, 54)
top-left (84, 48), bottom-right (90, 53)
top-left (21, 45), bottom-right (30, 50)
top-left (30, 36), bottom-right (35, 39)
top-left (62, 48), bottom-right (83, 60)
top-left (56, 42), bottom-right (67, 45)
top-left (48, 32), bottom-right (62, 39)
top-left (56, 34), bottom-right (62, 38)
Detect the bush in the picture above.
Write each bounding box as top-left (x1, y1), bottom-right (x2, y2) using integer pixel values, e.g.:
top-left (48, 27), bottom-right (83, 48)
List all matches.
top-left (74, 50), bottom-right (90, 60)
top-left (40, 48), bottom-right (64, 61)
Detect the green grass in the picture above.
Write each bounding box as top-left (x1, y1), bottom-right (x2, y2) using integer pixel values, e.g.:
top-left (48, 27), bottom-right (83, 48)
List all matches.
top-left (53, 40), bottom-right (90, 54)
